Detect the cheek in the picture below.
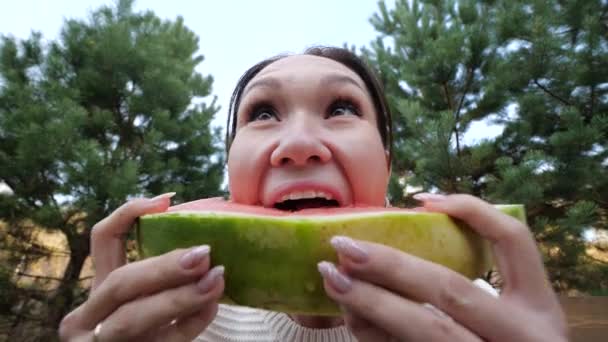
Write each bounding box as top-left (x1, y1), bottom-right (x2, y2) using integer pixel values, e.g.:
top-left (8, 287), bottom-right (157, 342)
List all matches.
top-left (227, 132), bottom-right (273, 204)
top-left (351, 152), bottom-right (389, 205)
top-left (332, 127), bottom-right (389, 205)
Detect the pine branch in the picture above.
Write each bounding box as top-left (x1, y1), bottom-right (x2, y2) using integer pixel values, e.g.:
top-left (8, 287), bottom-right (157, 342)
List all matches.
top-left (556, 27), bottom-right (578, 35)
top-left (455, 67), bottom-right (474, 121)
top-left (555, 27), bottom-right (580, 45)
top-left (454, 128), bottom-right (461, 157)
top-left (6, 231), bottom-right (70, 256)
top-left (590, 84), bottom-right (596, 116)
top-left (533, 79), bottom-right (572, 107)
top-left (78, 275), bottom-right (93, 282)
top-left (440, 81), bottom-right (462, 156)
top-left (442, 82), bottom-right (454, 110)
top-left (47, 200), bottom-right (61, 220)
top-left (15, 272), bottom-right (63, 282)
top-left (453, 67), bottom-right (474, 156)
top-left (601, 5), bottom-right (608, 22)
top-left (21, 192), bottom-right (40, 210)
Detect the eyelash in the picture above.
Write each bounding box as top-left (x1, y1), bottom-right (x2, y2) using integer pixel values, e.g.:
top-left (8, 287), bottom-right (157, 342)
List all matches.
top-left (245, 96), bottom-right (362, 122)
top-left (327, 97), bottom-right (361, 118)
top-left (247, 102), bottom-right (278, 122)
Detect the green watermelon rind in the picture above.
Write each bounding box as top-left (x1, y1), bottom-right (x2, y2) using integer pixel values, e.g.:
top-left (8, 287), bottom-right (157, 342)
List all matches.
top-left (136, 204), bottom-right (525, 316)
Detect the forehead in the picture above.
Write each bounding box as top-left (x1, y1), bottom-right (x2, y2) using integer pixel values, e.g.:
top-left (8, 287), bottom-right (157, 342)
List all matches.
top-left (245, 54), bottom-right (366, 91)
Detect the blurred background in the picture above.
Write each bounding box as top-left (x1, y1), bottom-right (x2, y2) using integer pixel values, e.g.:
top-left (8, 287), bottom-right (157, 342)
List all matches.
top-left (0, 0), bottom-right (606, 340)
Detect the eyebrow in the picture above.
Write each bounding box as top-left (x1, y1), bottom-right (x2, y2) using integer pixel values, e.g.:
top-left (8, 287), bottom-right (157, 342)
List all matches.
top-left (242, 73), bottom-right (365, 98)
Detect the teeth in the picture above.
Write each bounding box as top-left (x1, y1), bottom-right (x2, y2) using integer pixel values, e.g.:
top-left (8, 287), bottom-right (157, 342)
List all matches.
top-left (279, 191), bottom-right (334, 203)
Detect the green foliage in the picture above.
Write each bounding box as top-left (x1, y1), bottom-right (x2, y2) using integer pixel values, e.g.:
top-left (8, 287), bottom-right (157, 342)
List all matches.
top-left (0, 0), bottom-right (224, 335)
top-left (366, 0), bottom-right (608, 293)
top-left (0, 0), bottom-right (224, 220)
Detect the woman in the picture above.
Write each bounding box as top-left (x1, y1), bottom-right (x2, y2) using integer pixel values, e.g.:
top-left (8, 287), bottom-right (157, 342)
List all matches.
top-left (59, 47), bottom-right (568, 341)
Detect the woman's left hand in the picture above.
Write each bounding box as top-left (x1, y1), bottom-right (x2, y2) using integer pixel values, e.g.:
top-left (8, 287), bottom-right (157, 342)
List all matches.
top-left (318, 193), bottom-right (568, 341)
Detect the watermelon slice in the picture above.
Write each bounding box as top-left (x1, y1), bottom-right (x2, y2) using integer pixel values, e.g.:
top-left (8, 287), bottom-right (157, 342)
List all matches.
top-left (136, 197), bottom-right (526, 315)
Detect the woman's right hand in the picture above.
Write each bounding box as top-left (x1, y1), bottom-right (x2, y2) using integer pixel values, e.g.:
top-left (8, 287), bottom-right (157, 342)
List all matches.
top-left (59, 193), bottom-right (225, 342)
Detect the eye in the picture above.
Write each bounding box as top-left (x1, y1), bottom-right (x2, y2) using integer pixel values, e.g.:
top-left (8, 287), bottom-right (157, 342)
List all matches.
top-left (248, 104), bottom-right (279, 122)
top-left (327, 99), bottom-right (360, 118)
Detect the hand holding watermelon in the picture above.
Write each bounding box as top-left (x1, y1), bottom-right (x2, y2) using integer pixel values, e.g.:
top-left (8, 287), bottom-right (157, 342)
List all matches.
top-left (59, 193), bottom-right (224, 342)
top-left (320, 193), bottom-right (568, 342)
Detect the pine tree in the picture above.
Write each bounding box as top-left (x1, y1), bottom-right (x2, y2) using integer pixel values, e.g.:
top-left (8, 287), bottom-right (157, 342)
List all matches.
top-left (0, 0), bottom-right (224, 338)
top-left (364, 0), bottom-right (608, 293)
top-left (491, 0), bottom-right (608, 293)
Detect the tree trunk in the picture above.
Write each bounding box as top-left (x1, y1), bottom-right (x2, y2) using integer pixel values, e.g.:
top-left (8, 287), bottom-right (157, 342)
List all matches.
top-left (45, 230), bottom-right (91, 336)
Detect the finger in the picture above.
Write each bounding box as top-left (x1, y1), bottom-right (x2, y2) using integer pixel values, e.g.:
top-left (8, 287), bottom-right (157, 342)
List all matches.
top-left (98, 267), bottom-right (224, 341)
top-left (81, 245), bottom-right (212, 329)
top-left (341, 309), bottom-right (392, 342)
top-left (413, 193), bottom-right (554, 306)
top-left (91, 192), bottom-right (175, 290)
top-left (160, 302), bottom-right (220, 342)
top-left (319, 261), bottom-right (482, 342)
top-left (58, 305), bottom-right (89, 341)
top-left (330, 237), bottom-right (525, 340)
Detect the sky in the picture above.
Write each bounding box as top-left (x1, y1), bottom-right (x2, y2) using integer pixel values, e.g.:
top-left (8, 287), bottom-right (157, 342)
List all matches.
top-left (0, 0), bottom-right (502, 143)
top-left (0, 0), bottom-right (388, 131)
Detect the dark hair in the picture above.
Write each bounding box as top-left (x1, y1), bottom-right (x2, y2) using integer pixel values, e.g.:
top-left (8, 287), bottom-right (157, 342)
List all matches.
top-left (225, 46), bottom-right (393, 165)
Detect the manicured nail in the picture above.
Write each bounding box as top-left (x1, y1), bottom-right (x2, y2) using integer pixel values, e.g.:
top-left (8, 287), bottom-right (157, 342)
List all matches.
top-left (318, 261), bottom-right (352, 293)
top-left (330, 236), bottom-right (369, 263)
top-left (197, 265), bottom-right (225, 293)
top-left (150, 192), bottom-right (176, 202)
top-left (179, 245), bottom-right (210, 269)
top-left (413, 193), bottom-right (446, 202)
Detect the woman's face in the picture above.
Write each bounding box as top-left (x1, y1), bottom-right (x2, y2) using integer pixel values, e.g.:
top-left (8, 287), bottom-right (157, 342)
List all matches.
top-left (227, 55), bottom-right (389, 209)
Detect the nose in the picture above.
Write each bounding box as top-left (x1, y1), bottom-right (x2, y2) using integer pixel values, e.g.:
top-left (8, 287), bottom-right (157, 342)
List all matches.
top-left (270, 120), bottom-right (332, 167)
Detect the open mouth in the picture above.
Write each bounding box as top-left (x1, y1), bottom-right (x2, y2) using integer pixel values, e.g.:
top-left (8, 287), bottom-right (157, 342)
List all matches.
top-left (274, 197), bottom-right (340, 211)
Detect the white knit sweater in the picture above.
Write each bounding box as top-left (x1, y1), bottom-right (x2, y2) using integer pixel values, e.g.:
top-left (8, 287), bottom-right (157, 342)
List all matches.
top-left (194, 279), bottom-right (497, 342)
top-left (194, 304), bottom-right (357, 342)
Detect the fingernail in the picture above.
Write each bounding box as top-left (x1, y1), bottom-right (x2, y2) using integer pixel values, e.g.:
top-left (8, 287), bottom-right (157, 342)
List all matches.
top-left (179, 245), bottom-right (210, 269)
top-left (150, 192), bottom-right (176, 202)
top-left (318, 261), bottom-right (352, 293)
top-left (197, 265), bottom-right (225, 293)
top-left (330, 236), bottom-right (369, 263)
top-left (413, 192), bottom-right (446, 202)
